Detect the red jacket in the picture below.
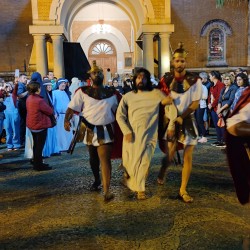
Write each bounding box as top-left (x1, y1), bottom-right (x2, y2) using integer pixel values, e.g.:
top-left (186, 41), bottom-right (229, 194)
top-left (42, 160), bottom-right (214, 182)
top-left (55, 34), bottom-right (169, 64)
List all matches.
top-left (208, 80), bottom-right (224, 111)
top-left (26, 94), bottom-right (53, 130)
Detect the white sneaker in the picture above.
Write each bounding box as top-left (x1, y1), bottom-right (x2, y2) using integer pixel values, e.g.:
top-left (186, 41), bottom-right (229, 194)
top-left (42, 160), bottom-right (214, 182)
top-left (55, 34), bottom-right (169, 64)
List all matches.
top-left (198, 137), bottom-right (207, 143)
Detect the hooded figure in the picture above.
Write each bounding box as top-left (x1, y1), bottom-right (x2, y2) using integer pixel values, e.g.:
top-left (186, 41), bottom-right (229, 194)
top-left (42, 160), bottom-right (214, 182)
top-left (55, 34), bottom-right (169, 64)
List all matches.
top-left (69, 77), bottom-right (80, 97)
top-left (31, 72), bottom-right (48, 104)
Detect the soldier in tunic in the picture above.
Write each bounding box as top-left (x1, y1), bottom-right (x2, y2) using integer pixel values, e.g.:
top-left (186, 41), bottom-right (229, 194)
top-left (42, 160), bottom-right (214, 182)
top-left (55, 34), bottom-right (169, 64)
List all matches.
top-left (64, 61), bottom-right (119, 202)
top-left (157, 43), bottom-right (202, 203)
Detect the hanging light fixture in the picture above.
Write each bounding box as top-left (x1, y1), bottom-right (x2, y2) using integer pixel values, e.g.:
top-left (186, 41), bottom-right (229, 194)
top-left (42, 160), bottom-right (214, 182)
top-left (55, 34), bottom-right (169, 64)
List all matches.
top-left (92, 20), bottom-right (111, 34)
top-left (91, 2), bottom-right (111, 34)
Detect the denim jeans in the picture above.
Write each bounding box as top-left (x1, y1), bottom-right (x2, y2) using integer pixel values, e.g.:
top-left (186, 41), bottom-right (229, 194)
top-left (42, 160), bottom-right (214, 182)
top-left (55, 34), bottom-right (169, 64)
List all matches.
top-left (211, 110), bottom-right (225, 142)
top-left (195, 107), bottom-right (206, 137)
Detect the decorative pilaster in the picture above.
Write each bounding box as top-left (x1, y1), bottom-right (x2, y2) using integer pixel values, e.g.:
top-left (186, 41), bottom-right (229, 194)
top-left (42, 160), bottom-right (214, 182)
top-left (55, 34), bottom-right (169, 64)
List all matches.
top-left (33, 34), bottom-right (48, 77)
top-left (51, 34), bottom-right (65, 78)
top-left (143, 33), bottom-right (154, 74)
top-left (135, 44), bottom-right (143, 68)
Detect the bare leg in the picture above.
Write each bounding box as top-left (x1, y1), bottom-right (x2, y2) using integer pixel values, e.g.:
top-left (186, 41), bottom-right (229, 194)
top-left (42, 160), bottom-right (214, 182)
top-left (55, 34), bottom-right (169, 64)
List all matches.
top-left (157, 141), bottom-right (176, 184)
top-left (179, 145), bottom-right (194, 202)
top-left (97, 144), bottom-right (114, 201)
top-left (88, 145), bottom-right (101, 190)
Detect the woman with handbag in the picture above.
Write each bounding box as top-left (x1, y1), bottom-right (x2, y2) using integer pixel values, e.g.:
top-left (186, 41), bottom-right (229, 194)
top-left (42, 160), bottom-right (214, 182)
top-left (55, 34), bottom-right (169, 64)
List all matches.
top-left (26, 81), bottom-right (53, 171)
top-left (216, 73), bottom-right (238, 147)
top-left (217, 73), bottom-right (237, 119)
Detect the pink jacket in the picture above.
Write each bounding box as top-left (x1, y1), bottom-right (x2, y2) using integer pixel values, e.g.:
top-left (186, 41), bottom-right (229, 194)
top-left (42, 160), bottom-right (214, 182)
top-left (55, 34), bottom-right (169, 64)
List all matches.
top-left (26, 94), bottom-right (53, 130)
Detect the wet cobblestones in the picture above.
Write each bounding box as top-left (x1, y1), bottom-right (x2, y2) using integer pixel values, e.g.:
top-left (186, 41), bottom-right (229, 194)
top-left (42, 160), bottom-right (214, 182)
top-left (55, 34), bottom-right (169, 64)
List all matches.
top-left (0, 135), bottom-right (249, 249)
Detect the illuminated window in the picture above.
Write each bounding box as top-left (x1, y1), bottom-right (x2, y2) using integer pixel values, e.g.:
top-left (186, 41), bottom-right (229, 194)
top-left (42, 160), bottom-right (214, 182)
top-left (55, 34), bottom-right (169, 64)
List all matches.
top-left (209, 29), bottom-right (224, 61)
top-left (201, 19), bottom-right (232, 66)
top-left (91, 42), bottom-right (114, 55)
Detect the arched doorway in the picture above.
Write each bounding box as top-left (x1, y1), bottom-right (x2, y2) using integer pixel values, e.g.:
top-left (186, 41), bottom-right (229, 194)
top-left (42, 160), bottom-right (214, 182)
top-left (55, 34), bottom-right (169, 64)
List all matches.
top-left (29, 0), bottom-right (173, 77)
top-left (88, 39), bottom-right (117, 83)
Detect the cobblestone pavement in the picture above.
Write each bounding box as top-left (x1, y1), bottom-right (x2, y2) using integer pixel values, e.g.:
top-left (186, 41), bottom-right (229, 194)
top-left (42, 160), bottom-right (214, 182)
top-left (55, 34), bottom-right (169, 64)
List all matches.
top-left (0, 132), bottom-right (250, 250)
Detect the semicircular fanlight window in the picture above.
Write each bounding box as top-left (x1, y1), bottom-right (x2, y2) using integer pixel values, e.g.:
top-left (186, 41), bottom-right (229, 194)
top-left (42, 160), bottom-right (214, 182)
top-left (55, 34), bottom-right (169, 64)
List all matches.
top-left (91, 42), bottom-right (114, 55)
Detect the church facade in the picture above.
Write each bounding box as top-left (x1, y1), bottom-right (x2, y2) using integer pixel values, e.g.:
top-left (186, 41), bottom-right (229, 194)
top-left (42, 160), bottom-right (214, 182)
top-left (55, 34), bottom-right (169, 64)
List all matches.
top-left (0, 0), bottom-right (249, 79)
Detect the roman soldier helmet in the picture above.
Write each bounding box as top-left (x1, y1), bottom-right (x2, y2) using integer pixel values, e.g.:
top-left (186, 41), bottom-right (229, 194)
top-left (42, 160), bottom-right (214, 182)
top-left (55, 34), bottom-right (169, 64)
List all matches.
top-left (172, 42), bottom-right (188, 59)
top-left (88, 60), bottom-right (103, 74)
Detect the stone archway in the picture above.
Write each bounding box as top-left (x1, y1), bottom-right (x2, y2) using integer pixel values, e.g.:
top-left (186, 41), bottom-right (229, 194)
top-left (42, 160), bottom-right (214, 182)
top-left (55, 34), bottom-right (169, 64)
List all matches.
top-left (50, 0), bottom-right (147, 40)
top-left (29, 0), bottom-right (174, 77)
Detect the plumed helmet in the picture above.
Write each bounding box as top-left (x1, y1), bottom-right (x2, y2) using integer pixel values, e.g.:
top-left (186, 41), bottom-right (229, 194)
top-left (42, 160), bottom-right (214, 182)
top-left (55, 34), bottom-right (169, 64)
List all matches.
top-left (172, 42), bottom-right (188, 59)
top-left (87, 60), bottom-right (103, 74)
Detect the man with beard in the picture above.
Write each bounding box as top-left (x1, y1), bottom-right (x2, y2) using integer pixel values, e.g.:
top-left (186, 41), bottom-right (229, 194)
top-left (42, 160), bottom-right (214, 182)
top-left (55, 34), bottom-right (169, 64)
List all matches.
top-left (157, 43), bottom-right (202, 203)
top-left (64, 61), bottom-right (119, 202)
top-left (116, 68), bottom-right (172, 200)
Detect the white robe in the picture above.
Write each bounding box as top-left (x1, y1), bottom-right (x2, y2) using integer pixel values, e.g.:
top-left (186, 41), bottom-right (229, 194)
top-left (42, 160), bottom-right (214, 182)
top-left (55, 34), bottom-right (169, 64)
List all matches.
top-left (116, 89), bottom-right (166, 192)
top-left (53, 90), bottom-right (73, 151)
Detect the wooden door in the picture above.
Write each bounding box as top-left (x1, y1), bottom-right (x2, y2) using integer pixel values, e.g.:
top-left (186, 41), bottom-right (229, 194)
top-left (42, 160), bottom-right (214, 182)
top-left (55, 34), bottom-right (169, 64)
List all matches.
top-left (88, 40), bottom-right (117, 84)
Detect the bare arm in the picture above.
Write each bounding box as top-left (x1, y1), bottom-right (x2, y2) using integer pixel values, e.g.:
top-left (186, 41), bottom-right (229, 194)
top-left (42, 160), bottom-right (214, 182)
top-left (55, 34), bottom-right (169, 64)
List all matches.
top-left (174, 100), bottom-right (199, 125)
top-left (64, 108), bottom-right (75, 131)
top-left (161, 96), bottom-right (173, 106)
top-left (227, 122), bottom-right (250, 137)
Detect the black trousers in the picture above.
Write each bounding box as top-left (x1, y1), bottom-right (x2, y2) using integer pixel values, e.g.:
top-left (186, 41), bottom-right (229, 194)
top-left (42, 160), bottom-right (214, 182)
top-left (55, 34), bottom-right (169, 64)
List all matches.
top-left (31, 129), bottom-right (47, 167)
top-left (18, 101), bottom-right (27, 145)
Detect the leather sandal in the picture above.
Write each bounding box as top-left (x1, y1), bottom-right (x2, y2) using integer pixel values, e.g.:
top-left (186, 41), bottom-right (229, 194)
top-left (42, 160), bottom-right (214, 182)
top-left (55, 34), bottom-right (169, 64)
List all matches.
top-left (137, 191), bottom-right (146, 200)
top-left (120, 176), bottom-right (128, 187)
top-left (179, 192), bottom-right (193, 203)
top-left (104, 192), bottom-right (114, 202)
top-left (157, 178), bottom-right (164, 185)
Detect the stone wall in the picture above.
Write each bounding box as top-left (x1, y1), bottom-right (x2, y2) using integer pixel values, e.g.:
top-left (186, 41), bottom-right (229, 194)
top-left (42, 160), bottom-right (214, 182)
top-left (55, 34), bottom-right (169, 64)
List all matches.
top-left (0, 0), bottom-right (248, 75)
top-left (0, 0), bottom-right (33, 73)
top-left (170, 0), bottom-right (248, 68)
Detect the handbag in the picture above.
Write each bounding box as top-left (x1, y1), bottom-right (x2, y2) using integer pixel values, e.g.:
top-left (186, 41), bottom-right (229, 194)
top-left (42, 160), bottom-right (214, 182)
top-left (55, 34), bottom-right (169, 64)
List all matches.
top-left (217, 116), bottom-right (225, 128)
top-left (222, 108), bottom-right (229, 118)
top-left (49, 114), bottom-right (57, 128)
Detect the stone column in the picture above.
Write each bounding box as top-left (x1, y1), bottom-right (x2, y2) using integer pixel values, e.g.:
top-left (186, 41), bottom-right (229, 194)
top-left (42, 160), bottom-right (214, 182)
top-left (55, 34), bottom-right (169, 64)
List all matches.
top-left (33, 34), bottom-right (48, 77)
top-left (143, 33), bottom-right (154, 74)
top-left (135, 44), bottom-right (143, 68)
top-left (159, 32), bottom-right (171, 76)
top-left (51, 34), bottom-right (65, 78)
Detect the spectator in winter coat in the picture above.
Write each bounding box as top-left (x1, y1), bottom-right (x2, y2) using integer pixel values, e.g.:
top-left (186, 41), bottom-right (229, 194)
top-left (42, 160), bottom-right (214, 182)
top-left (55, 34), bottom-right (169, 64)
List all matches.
top-left (26, 81), bottom-right (53, 171)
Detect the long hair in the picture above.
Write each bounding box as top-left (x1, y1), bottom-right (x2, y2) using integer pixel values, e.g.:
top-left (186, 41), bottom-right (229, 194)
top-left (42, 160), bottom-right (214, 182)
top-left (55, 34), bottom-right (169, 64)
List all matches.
top-left (132, 68), bottom-right (153, 92)
top-left (235, 73), bottom-right (249, 87)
